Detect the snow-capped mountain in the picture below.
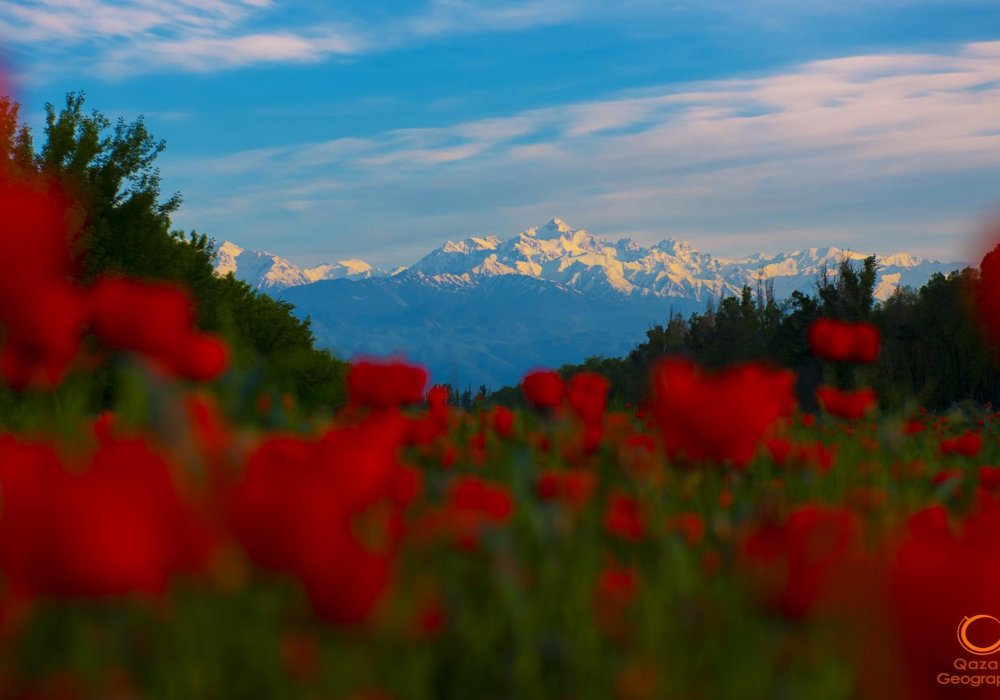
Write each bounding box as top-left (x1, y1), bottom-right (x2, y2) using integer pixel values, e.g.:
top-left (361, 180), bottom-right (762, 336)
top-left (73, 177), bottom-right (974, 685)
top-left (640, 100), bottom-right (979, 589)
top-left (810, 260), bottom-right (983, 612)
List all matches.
top-left (215, 219), bottom-right (961, 301)
top-left (215, 241), bottom-right (312, 290)
top-left (214, 241), bottom-right (382, 291)
top-left (404, 217), bottom-right (961, 302)
top-left (215, 219), bottom-right (967, 388)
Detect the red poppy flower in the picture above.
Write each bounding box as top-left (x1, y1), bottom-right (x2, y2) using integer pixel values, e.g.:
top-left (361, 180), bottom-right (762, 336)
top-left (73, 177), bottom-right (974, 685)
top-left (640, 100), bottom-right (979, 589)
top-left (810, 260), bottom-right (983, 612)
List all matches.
top-left (228, 435), bottom-right (319, 571)
top-left (977, 237), bottom-right (1000, 347)
top-left (649, 358), bottom-right (796, 468)
top-left (668, 512), bottom-right (705, 546)
top-left (808, 318), bottom-right (880, 363)
top-left (92, 276), bottom-right (194, 357)
top-left (603, 493), bottom-right (645, 542)
top-left (979, 466), bottom-right (1000, 494)
top-left (433, 476), bottom-right (514, 550)
top-left (0, 177), bottom-right (91, 389)
top-left (490, 405), bottom-right (515, 438)
top-left (742, 504), bottom-right (862, 618)
top-left (229, 416), bottom-right (409, 625)
top-left (793, 441), bottom-right (837, 473)
top-left (286, 490), bottom-right (394, 625)
top-left (347, 358), bottom-right (428, 410)
top-left (0, 436), bottom-right (212, 599)
top-left (171, 333), bottom-right (229, 381)
top-left (595, 565), bottom-right (640, 607)
top-left (568, 371), bottom-right (610, 425)
top-left (815, 385), bottom-right (877, 420)
top-left (448, 477), bottom-right (512, 522)
top-left (939, 431), bottom-right (982, 458)
top-left (536, 469), bottom-right (597, 508)
top-left (0, 283), bottom-right (90, 389)
top-left (92, 276), bottom-right (229, 380)
top-left (522, 370), bottom-right (565, 410)
top-left (764, 438), bottom-right (793, 466)
top-left (879, 499), bottom-right (1000, 699)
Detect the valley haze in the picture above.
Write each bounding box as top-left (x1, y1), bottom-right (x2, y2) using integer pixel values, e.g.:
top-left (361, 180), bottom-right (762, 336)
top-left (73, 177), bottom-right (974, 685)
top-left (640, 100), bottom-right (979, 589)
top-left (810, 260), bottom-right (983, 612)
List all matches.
top-left (214, 218), bottom-right (967, 390)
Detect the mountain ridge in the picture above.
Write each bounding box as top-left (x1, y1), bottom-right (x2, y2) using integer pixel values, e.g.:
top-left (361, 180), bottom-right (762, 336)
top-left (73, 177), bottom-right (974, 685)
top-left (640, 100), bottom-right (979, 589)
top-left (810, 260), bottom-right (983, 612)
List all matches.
top-left (215, 217), bottom-right (965, 303)
top-left (213, 218), bottom-right (969, 388)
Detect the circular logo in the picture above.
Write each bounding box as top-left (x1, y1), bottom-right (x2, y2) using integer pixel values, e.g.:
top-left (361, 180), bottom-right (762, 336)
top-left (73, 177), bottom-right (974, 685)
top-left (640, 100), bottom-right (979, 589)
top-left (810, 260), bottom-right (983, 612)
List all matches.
top-left (958, 615), bottom-right (1000, 656)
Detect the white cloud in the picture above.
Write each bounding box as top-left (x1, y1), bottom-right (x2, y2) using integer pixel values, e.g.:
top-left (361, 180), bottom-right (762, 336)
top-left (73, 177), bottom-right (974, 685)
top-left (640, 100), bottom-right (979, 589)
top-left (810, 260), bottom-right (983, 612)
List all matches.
top-left (166, 40), bottom-right (1000, 263)
top-left (405, 0), bottom-right (583, 37)
top-left (0, 0), bottom-right (592, 77)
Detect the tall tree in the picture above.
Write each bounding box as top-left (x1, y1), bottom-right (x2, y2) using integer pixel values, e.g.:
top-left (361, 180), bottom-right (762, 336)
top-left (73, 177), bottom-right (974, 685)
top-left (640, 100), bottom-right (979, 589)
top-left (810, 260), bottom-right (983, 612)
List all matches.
top-left (1, 92), bottom-right (347, 410)
top-left (817, 255), bottom-right (879, 321)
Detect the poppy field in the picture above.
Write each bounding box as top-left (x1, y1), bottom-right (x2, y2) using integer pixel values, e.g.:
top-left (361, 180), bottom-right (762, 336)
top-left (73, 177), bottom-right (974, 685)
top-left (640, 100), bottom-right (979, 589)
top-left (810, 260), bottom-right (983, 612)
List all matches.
top-left (6, 153), bottom-right (1000, 700)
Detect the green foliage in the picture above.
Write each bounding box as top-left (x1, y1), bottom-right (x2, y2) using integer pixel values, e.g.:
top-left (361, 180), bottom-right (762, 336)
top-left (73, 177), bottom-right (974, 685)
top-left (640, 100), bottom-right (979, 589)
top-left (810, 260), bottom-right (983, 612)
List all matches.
top-left (818, 256), bottom-right (878, 321)
top-left (513, 256), bottom-right (999, 413)
top-left (2, 92), bottom-right (347, 411)
top-left (873, 269), bottom-right (1000, 409)
top-left (0, 97), bottom-right (35, 180)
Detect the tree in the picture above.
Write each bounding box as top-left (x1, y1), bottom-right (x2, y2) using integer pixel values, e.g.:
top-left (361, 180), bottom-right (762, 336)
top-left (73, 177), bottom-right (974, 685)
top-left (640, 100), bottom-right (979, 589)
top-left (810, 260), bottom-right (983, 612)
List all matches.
top-left (817, 255), bottom-right (878, 321)
top-left (0, 96), bottom-right (34, 181)
top-left (1, 92), bottom-right (348, 410)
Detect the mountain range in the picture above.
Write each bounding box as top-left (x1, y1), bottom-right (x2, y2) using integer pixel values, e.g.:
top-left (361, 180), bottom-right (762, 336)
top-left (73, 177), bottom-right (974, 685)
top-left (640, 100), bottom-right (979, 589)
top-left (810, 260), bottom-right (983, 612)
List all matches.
top-left (214, 218), bottom-right (967, 388)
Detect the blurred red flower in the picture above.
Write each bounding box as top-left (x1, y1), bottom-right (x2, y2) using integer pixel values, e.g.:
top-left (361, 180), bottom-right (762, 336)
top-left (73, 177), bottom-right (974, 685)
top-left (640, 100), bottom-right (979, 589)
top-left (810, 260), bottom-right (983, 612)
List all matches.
top-left (448, 476), bottom-right (512, 522)
top-left (536, 469), bottom-right (597, 508)
top-left (92, 276), bottom-right (228, 380)
top-left (490, 405), bottom-right (515, 438)
top-left (0, 179), bottom-right (91, 389)
top-left (229, 416), bottom-right (410, 625)
top-left (347, 358), bottom-right (428, 410)
top-left (667, 512), bottom-right (705, 546)
top-left (808, 318), bottom-right (880, 363)
top-left (595, 565), bottom-right (640, 607)
top-left (521, 370), bottom-right (565, 410)
top-left (742, 503), bottom-right (862, 618)
top-left (876, 500), bottom-right (1000, 699)
top-left (603, 493), bottom-right (645, 542)
top-left (568, 371), bottom-right (609, 425)
top-left (0, 436), bottom-right (212, 599)
top-left (649, 358), bottom-right (796, 468)
top-left (976, 238), bottom-right (1000, 347)
top-left (939, 430), bottom-right (982, 458)
top-left (815, 385), bottom-right (877, 420)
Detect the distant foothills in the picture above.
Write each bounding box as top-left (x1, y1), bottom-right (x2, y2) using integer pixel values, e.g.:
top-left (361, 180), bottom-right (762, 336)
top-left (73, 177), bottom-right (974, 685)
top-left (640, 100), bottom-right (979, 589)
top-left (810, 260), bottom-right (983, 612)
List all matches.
top-left (214, 218), bottom-right (967, 390)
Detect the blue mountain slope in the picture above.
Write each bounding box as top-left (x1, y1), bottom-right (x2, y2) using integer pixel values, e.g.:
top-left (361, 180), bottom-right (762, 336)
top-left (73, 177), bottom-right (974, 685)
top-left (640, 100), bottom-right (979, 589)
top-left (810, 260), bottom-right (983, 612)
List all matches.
top-left (280, 273), bottom-right (700, 389)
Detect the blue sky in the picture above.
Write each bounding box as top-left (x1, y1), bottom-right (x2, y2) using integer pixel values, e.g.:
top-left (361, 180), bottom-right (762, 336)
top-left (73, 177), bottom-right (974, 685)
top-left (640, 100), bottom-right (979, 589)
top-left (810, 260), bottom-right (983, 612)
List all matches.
top-left (3, 0), bottom-right (1000, 267)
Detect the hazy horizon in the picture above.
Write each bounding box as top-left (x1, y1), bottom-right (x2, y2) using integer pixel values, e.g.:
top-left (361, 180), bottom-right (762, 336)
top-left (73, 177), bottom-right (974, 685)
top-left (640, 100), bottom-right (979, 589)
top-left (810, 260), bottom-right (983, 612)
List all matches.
top-left (216, 215), bottom-right (975, 271)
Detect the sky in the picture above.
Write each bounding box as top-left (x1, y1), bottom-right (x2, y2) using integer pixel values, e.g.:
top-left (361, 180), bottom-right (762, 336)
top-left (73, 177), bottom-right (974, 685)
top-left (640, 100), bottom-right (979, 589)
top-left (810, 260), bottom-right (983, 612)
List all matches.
top-left (2, 0), bottom-right (1000, 268)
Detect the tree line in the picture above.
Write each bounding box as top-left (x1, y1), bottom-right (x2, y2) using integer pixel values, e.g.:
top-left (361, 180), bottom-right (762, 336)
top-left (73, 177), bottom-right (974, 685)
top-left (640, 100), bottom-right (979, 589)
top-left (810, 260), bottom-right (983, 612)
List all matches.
top-left (489, 255), bottom-right (1000, 412)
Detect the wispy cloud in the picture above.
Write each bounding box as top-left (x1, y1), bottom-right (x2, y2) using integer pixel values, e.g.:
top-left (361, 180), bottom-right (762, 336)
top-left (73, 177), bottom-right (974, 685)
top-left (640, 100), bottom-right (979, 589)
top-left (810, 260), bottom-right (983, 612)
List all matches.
top-left (404, 0), bottom-right (584, 37)
top-left (6, 0), bottom-right (999, 80)
top-left (164, 41), bottom-right (1000, 264)
top-left (0, 0), bottom-right (592, 77)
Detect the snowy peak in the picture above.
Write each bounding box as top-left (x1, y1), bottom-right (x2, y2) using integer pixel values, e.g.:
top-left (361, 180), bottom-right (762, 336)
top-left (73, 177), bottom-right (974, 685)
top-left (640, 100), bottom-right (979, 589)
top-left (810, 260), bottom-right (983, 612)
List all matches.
top-left (652, 238), bottom-right (699, 258)
top-left (214, 241), bottom-right (244, 277)
top-left (411, 234), bottom-right (503, 276)
top-left (526, 217), bottom-right (575, 239)
top-left (504, 219), bottom-right (615, 270)
top-left (440, 236), bottom-right (501, 254)
top-left (471, 255), bottom-right (517, 277)
top-left (213, 240), bottom-right (311, 290)
top-left (304, 259), bottom-right (379, 283)
top-left (215, 219), bottom-right (967, 302)
top-left (879, 252), bottom-right (921, 267)
top-left (213, 240), bottom-right (379, 291)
